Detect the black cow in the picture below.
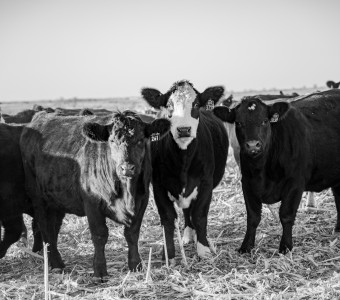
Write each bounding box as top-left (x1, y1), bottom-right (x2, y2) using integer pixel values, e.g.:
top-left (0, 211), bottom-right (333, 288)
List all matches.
top-left (141, 80), bottom-right (229, 262)
top-left (20, 110), bottom-right (170, 278)
top-left (326, 80), bottom-right (340, 89)
top-left (0, 123), bottom-right (42, 258)
top-left (221, 92), bottom-right (299, 168)
top-left (55, 107), bottom-right (112, 116)
top-left (2, 106), bottom-right (55, 124)
top-left (214, 89), bottom-right (340, 254)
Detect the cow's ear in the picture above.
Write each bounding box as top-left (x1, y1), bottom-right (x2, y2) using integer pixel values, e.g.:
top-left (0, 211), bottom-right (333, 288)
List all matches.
top-left (144, 119), bottom-right (171, 140)
top-left (213, 106), bottom-right (236, 123)
top-left (141, 88), bottom-right (170, 109)
top-left (199, 86), bottom-right (224, 107)
top-left (268, 102), bottom-right (290, 123)
top-left (83, 122), bottom-right (111, 142)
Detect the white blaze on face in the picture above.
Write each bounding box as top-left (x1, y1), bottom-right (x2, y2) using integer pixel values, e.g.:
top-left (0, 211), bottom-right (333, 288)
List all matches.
top-left (168, 83), bottom-right (199, 149)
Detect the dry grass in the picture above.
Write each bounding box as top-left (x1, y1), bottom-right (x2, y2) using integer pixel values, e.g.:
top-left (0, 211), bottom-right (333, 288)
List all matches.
top-left (1, 154), bottom-right (340, 300)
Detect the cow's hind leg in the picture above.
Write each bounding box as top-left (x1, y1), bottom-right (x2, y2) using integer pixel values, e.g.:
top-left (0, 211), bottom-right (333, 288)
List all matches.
top-left (0, 216), bottom-right (23, 258)
top-left (84, 203), bottom-right (108, 279)
top-left (35, 205), bottom-right (65, 269)
top-left (182, 207), bottom-right (196, 245)
top-left (332, 185), bottom-right (340, 232)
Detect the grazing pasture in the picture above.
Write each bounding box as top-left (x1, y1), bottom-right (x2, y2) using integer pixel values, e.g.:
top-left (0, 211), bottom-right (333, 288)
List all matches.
top-left (1, 88), bottom-right (340, 299)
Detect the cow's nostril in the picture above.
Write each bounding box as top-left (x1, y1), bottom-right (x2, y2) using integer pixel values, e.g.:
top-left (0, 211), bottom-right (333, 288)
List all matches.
top-left (245, 140), bottom-right (262, 152)
top-left (120, 164), bottom-right (135, 175)
top-left (177, 127), bottom-right (191, 137)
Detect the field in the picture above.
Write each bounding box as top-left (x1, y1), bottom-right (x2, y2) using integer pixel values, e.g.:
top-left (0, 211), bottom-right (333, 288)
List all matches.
top-left (1, 87), bottom-right (340, 300)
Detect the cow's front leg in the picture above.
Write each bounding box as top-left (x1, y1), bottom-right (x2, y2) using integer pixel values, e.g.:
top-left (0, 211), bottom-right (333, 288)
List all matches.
top-left (191, 183), bottom-right (213, 258)
top-left (85, 203), bottom-right (108, 278)
top-left (124, 192), bottom-right (149, 271)
top-left (238, 184), bottom-right (262, 253)
top-left (279, 188), bottom-right (303, 254)
top-left (152, 182), bottom-right (177, 264)
top-left (182, 207), bottom-right (196, 244)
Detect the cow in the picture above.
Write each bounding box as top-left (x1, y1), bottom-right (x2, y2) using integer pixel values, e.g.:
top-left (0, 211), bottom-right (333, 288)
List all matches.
top-left (141, 80), bottom-right (229, 262)
top-left (2, 106), bottom-right (55, 124)
top-left (20, 110), bottom-right (170, 278)
top-left (0, 123), bottom-right (42, 258)
top-left (326, 80), bottom-right (340, 89)
top-left (54, 107), bottom-right (112, 116)
top-left (213, 89), bottom-right (340, 254)
top-left (220, 92), bottom-right (316, 208)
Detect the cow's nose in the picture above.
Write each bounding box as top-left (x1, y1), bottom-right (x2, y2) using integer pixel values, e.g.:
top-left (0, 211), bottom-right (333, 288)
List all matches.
top-left (119, 163), bottom-right (135, 176)
top-left (177, 127), bottom-right (191, 138)
top-left (245, 140), bottom-right (262, 153)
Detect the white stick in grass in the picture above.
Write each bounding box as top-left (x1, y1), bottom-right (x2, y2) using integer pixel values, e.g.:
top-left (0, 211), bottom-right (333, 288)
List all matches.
top-left (162, 226), bottom-right (169, 268)
top-left (43, 242), bottom-right (49, 300)
top-left (175, 218), bottom-right (188, 267)
top-left (145, 247), bottom-right (153, 283)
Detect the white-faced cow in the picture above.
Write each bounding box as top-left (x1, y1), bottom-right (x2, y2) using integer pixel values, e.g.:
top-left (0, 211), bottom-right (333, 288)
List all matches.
top-left (141, 80), bottom-right (229, 262)
top-left (20, 110), bottom-right (170, 278)
top-left (0, 123), bottom-right (42, 258)
top-left (214, 89), bottom-right (340, 254)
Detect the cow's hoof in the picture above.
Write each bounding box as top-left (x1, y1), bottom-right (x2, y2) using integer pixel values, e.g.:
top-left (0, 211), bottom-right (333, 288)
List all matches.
top-left (279, 244), bottom-right (292, 255)
top-left (93, 276), bottom-right (109, 284)
top-left (182, 227), bottom-right (196, 245)
top-left (129, 260), bottom-right (143, 272)
top-left (237, 247), bottom-right (251, 254)
top-left (197, 242), bottom-right (212, 259)
top-left (51, 268), bottom-right (63, 274)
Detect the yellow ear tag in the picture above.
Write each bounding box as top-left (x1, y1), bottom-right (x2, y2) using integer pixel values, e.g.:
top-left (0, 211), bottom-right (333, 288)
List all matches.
top-left (270, 113), bottom-right (279, 123)
top-left (206, 100), bottom-right (215, 111)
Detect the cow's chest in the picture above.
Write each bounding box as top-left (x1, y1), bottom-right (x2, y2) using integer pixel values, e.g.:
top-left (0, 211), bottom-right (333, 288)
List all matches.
top-left (245, 175), bottom-right (284, 205)
top-left (160, 157), bottom-right (204, 208)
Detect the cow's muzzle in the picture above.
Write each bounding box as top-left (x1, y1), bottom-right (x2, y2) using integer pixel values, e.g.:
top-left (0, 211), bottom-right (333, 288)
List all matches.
top-left (118, 163), bottom-right (136, 177)
top-left (177, 126), bottom-right (191, 138)
top-left (245, 140), bottom-right (262, 156)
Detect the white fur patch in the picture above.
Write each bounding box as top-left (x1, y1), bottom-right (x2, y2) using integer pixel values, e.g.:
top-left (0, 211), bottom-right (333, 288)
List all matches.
top-left (168, 187), bottom-right (198, 209)
top-left (182, 227), bottom-right (197, 244)
top-left (168, 82), bottom-right (199, 149)
top-left (248, 103), bottom-right (256, 111)
top-left (197, 242), bottom-right (212, 258)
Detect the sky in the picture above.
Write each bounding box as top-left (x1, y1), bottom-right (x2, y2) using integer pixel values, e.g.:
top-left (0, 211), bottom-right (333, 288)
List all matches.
top-left (0, 0), bottom-right (339, 101)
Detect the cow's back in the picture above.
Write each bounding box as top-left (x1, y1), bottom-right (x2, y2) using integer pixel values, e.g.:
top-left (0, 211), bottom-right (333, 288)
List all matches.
top-left (21, 112), bottom-right (114, 216)
top-left (293, 90), bottom-right (340, 191)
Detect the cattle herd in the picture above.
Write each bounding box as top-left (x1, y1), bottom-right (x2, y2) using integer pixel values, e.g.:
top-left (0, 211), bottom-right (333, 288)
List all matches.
top-left (0, 79), bottom-right (340, 280)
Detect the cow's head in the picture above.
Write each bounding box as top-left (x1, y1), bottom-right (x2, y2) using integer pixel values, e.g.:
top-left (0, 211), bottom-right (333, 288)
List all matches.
top-left (141, 80), bottom-right (224, 149)
top-left (214, 97), bottom-right (290, 158)
top-left (83, 110), bottom-right (170, 179)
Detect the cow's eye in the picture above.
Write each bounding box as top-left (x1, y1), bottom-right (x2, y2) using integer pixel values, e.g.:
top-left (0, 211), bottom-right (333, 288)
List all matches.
top-left (137, 140), bottom-right (144, 146)
top-left (235, 122), bottom-right (243, 127)
top-left (261, 119), bottom-right (269, 126)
